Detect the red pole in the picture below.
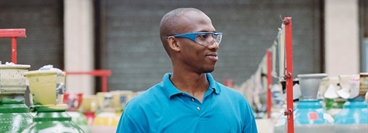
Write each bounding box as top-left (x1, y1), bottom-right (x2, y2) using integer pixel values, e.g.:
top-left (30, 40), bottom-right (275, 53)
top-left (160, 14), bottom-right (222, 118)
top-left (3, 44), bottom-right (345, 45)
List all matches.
top-left (12, 37), bottom-right (17, 64)
top-left (102, 76), bottom-right (108, 92)
top-left (65, 70), bottom-right (111, 92)
top-left (284, 17), bottom-right (294, 133)
top-left (266, 50), bottom-right (272, 119)
top-left (0, 29), bottom-right (26, 64)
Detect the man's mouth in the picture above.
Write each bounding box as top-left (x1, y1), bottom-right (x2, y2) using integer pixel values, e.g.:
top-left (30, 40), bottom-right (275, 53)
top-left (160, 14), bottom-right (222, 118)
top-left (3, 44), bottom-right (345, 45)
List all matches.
top-left (206, 54), bottom-right (218, 61)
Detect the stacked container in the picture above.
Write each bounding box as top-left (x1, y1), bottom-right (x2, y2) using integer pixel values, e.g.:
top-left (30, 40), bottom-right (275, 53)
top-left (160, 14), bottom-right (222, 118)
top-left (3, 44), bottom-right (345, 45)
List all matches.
top-left (293, 73), bottom-right (334, 133)
top-left (0, 63), bottom-right (33, 132)
top-left (91, 92), bottom-right (120, 133)
top-left (274, 73), bottom-right (334, 133)
top-left (22, 66), bottom-right (84, 133)
top-left (80, 95), bottom-right (98, 126)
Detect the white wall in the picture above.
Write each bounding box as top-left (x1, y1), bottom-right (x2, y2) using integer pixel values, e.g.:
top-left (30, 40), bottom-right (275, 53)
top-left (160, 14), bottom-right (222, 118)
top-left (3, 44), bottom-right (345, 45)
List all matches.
top-left (325, 0), bottom-right (359, 76)
top-left (64, 0), bottom-right (94, 95)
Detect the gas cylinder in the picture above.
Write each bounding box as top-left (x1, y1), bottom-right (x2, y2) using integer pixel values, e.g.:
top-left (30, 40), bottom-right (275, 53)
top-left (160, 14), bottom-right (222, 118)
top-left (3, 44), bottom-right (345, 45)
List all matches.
top-left (83, 111), bottom-right (96, 125)
top-left (293, 74), bottom-right (334, 133)
top-left (360, 73), bottom-right (368, 103)
top-left (274, 73), bottom-right (334, 133)
top-left (80, 95), bottom-right (98, 126)
top-left (333, 73), bottom-right (368, 133)
top-left (0, 63), bottom-right (33, 133)
top-left (64, 92), bottom-right (91, 133)
top-left (334, 97), bottom-right (368, 133)
top-left (91, 92), bottom-right (120, 133)
top-left (22, 67), bottom-right (84, 133)
top-left (110, 90), bottom-right (136, 112)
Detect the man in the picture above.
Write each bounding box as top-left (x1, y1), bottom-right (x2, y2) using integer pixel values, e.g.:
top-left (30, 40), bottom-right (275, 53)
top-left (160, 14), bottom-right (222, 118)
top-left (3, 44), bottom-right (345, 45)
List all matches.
top-left (116, 8), bottom-right (258, 133)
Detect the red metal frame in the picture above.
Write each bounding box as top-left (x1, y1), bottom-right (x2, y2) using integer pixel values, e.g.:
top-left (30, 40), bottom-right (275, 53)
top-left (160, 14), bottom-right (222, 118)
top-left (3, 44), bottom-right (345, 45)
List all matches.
top-left (65, 70), bottom-right (112, 92)
top-left (283, 17), bottom-right (294, 133)
top-left (266, 49), bottom-right (272, 119)
top-left (0, 29), bottom-right (27, 64)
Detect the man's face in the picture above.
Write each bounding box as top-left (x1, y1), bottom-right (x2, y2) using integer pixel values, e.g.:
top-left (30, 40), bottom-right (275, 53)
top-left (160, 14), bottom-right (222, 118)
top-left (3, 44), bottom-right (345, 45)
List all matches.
top-left (176, 11), bottom-right (219, 74)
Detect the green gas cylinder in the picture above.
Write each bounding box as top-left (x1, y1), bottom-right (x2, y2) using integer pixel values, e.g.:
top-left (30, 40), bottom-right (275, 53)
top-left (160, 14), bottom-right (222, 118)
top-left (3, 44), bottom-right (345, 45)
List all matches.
top-left (64, 93), bottom-right (91, 133)
top-left (22, 66), bottom-right (84, 133)
top-left (0, 94), bottom-right (33, 132)
top-left (0, 63), bottom-right (33, 133)
top-left (21, 105), bottom-right (85, 133)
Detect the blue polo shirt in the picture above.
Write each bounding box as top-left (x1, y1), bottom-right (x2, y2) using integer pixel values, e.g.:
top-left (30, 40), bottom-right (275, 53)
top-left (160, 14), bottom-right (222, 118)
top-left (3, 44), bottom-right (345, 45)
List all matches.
top-left (116, 73), bottom-right (257, 133)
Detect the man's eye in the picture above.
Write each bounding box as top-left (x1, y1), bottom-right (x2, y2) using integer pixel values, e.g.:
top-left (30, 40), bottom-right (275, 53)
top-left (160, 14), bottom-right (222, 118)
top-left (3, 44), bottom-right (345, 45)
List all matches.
top-left (197, 34), bottom-right (208, 39)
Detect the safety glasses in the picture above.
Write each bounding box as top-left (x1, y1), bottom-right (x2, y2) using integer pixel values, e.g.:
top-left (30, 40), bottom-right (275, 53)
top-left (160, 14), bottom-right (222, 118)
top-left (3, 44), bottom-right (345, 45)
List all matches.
top-left (166, 32), bottom-right (222, 46)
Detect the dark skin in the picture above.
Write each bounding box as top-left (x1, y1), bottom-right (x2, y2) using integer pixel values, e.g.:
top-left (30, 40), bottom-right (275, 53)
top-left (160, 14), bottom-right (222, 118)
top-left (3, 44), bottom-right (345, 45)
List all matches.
top-left (164, 10), bottom-right (219, 102)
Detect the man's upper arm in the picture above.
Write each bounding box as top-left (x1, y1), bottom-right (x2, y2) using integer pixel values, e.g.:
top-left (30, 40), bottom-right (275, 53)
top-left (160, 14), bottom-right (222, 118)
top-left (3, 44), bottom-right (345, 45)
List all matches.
top-left (242, 98), bottom-right (258, 133)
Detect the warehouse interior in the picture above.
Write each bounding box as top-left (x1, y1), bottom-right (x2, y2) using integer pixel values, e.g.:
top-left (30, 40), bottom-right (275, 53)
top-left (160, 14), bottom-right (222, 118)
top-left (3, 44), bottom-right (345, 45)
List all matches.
top-left (0, 0), bottom-right (367, 133)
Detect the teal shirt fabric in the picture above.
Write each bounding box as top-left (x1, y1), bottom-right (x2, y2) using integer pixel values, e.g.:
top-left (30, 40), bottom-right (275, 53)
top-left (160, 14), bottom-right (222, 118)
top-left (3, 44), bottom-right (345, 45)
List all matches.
top-left (116, 73), bottom-right (258, 133)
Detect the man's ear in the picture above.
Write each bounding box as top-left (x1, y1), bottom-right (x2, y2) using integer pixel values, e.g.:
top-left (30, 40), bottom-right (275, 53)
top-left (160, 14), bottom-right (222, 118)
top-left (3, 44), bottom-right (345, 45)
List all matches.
top-left (167, 37), bottom-right (180, 52)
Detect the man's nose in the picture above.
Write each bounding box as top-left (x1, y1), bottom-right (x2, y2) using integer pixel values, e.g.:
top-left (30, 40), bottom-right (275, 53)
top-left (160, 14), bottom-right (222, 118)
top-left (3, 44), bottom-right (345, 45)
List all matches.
top-left (207, 39), bottom-right (219, 49)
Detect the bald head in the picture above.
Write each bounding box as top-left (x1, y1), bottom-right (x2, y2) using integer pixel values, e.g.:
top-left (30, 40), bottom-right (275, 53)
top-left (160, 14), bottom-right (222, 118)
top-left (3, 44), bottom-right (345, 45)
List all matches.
top-left (159, 8), bottom-right (204, 40)
top-left (159, 8), bottom-right (206, 55)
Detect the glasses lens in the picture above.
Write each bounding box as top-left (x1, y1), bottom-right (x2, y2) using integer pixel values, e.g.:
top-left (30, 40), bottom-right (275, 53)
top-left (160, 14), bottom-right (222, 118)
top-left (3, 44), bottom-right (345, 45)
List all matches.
top-left (195, 33), bottom-right (222, 46)
top-left (214, 33), bottom-right (222, 44)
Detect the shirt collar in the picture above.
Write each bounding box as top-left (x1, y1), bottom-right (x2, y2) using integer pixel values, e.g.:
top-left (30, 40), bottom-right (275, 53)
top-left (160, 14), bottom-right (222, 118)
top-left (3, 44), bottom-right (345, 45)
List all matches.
top-left (160, 73), bottom-right (221, 99)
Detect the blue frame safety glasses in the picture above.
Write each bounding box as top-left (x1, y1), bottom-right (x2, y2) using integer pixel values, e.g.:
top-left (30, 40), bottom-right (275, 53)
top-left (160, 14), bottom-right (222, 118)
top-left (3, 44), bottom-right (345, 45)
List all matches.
top-left (166, 32), bottom-right (222, 46)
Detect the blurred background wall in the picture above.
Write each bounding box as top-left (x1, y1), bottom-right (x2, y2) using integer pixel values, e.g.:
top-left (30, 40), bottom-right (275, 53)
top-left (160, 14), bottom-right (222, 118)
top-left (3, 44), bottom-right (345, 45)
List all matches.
top-left (0, 0), bottom-right (366, 94)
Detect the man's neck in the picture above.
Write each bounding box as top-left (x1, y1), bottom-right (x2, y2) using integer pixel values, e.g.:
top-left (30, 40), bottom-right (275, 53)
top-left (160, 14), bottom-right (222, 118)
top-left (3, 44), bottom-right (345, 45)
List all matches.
top-left (170, 71), bottom-right (209, 102)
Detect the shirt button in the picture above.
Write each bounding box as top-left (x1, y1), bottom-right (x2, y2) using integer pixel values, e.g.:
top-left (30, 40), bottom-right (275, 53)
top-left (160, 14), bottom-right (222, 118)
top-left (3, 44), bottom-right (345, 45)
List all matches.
top-left (191, 98), bottom-right (195, 102)
top-left (197, 106), bottom-right (201, 110)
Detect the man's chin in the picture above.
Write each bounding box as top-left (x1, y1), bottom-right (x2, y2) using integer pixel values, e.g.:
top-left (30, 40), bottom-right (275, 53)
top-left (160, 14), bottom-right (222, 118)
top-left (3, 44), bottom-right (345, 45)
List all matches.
top-left (205, 69), bottom-right (215, 73)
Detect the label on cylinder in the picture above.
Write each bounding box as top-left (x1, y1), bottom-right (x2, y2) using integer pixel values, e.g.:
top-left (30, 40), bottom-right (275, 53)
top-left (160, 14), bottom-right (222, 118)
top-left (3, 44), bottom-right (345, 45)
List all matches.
top-left (308, 112), bottom-right (318, 120)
